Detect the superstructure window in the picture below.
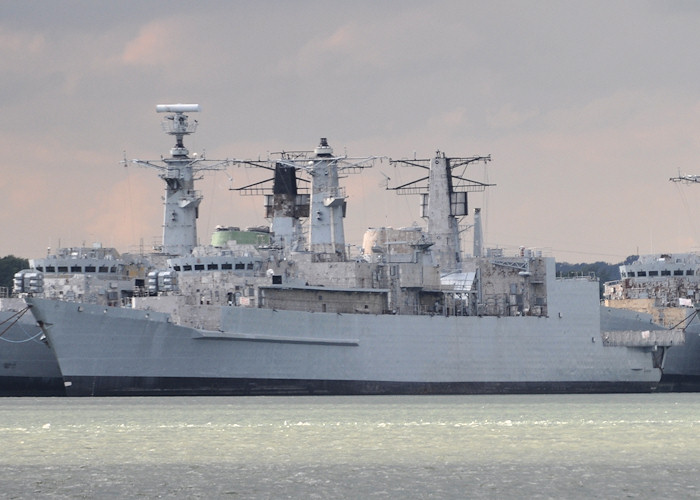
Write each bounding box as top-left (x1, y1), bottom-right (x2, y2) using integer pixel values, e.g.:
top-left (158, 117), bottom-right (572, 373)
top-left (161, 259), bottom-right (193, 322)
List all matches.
top-left (99, 266), bottom-right (108, 273)
top-left (58, 266), bottom-right (68, 273)
top-left (183, 265), bottom-right (192, 271)
top-left (46, 266), bottom-right (55, 272)
top-left (235, 263), bottom-right (244, 270)
top-left (85, 266), bottom-right (96, 272)
top-left (637, 271), bottom-right (647, 277)
top-left (688, 270), bottom-right (695, 276)
top-left (71, 266), bottom-right (82, 273)
top-left (674, 270), bottom-right (684, 276)
top-left (195, 264), bottom-right (204, 271)
top-left (221, 263), bottom-right (232, 270)
top-left (661, 270), bottom-right (671, 276)
top-left (649, 271), bottom-right (659, 277)
top-left (627, 272), bottom-right (635, 277)
top-left (207, 264), bottom-right (218, 270)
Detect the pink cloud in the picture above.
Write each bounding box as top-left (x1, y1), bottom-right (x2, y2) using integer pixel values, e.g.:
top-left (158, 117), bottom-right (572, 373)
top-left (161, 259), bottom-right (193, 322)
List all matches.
top-left (121, 22), bottom-right (175, 66)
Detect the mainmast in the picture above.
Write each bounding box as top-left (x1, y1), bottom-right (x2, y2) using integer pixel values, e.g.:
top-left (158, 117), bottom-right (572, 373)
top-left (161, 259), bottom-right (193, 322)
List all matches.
top-left (231, 138), bottom-right (380, 259)
top-left (307, 138), bottom-right (347, 258)
top-left (389, 152), bottom-right (492, 271)
top-left (126, 104), bottom-right (230, 256)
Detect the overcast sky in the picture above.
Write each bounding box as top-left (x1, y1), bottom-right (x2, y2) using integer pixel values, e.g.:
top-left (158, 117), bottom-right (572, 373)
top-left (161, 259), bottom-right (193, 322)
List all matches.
top-left (3, 0), bottom-right (700, 263)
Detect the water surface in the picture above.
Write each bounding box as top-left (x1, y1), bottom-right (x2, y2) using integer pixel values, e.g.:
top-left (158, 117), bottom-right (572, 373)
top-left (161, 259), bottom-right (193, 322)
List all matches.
top-left (2, 394), bottom-right (699, 498)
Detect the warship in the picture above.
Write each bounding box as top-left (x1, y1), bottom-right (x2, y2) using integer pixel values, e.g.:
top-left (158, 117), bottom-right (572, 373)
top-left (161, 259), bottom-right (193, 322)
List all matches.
top-left (0, 294), bottom-right (61, 396)
top-left (1, 245), bottom-right (150, 395)
top-left (604, 252), bottom-right (700, 390)
top-left (26, 104), bottom-right (681, 396)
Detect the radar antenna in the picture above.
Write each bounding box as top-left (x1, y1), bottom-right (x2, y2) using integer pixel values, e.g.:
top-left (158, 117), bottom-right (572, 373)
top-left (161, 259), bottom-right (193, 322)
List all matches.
top-left (670, 173), bottom-right (700, 184)
top-left (155, 103), bottom-right (201, 156)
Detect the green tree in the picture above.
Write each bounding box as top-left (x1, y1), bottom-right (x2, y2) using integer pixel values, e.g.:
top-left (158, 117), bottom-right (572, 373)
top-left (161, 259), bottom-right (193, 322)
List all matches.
top-left (556, 258), bottom-right (637, 299)
top-left (0, 255), bottom-right (29, 295)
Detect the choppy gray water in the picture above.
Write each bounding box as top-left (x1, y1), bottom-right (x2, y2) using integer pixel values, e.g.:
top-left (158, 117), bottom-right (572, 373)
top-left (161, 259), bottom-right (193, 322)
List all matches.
top-left (1, 394), bottom-right (699, 499)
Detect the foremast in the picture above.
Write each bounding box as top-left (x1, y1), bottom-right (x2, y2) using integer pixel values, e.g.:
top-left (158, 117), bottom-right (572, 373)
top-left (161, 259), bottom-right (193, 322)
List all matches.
top-left (126, 104), bottom-right (231, 256)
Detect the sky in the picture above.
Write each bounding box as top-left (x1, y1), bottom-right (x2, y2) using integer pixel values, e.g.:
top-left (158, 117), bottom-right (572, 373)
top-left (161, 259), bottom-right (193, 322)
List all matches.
top-left (3, 0), bottom-right (700, 264)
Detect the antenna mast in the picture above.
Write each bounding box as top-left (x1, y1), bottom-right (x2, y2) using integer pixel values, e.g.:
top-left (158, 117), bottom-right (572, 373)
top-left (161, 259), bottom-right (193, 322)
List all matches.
top-left (230, 138), bottom-right (382, 259)
top-left (389, 152), bottom-right (493, 270)
top-left (125, 104), bottom-right (231, 256)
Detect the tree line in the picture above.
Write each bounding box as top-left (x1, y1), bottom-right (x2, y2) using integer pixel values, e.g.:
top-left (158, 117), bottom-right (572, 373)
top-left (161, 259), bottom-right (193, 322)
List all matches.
top-left (0, 256), bottom-right (29, 294)
top-left (556, 255), bottom-right (638, 298)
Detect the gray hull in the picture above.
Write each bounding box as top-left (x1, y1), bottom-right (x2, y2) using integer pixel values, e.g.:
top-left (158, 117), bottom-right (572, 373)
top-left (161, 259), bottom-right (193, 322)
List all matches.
top-left (661, 323), bottom-right (700, 390)
top-left (601, 305), bottom-right (700, 390)
top-left (0, 304), bottom-right (64, 396)
top-left (28, 287), bottom-right (661, 396)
